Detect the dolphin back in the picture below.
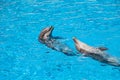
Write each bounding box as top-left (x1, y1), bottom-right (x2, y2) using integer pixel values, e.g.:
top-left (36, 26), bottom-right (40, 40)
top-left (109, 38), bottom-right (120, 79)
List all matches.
top-left (45, 38), bottom-right (76, 56)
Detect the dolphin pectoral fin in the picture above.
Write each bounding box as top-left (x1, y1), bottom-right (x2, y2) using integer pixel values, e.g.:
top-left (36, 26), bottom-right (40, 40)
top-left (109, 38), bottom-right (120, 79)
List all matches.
top-left (52, 36), bottom-right (64, 39)
top-left (101, 63), bottom-right (107, 66)
top-left (98, 47), bottom-right (108, 51)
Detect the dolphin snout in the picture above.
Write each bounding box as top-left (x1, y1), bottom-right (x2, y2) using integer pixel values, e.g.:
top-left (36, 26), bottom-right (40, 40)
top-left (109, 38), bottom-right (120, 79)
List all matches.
top-left (72, 37), bottom-right (76, 41)
top-left (72, 37), bottom-right (78, 44)
top-left (49, 26), bottom-right (54, 31)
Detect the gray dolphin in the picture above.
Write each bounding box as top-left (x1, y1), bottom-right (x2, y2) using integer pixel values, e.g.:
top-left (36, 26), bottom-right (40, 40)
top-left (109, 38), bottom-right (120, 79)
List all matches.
top-left (73, 37), bottom-right (120, 67)
top-left (38, 26), bottom-right (76, 56)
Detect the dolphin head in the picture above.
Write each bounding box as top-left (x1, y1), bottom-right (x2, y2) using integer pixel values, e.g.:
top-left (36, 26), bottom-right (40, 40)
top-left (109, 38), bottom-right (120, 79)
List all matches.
top-left (73, 37), bottom-right (81, 51)
top-left (73, 37), bottom-right (79, 45)
top-left (73, 37), bottom-right (87, 54)
top-left (39, 26), bottom-right (54, 43)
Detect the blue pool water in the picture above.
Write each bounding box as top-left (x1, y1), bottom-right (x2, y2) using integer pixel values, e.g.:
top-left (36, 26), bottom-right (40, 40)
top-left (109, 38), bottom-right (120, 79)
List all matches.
top-left (0, 0), bottom-right (120, 80)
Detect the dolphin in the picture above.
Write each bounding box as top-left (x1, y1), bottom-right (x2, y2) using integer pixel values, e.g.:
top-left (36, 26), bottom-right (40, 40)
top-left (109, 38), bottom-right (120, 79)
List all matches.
top-left (73, 37), bottom-right (120, 67)
top-left (38, 26), bottom-right (76, 56)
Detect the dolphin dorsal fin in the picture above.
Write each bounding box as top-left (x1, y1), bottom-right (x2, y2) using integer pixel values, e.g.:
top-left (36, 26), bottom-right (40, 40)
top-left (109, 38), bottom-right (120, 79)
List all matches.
top-left (98, 47), bottom-right (108, 51)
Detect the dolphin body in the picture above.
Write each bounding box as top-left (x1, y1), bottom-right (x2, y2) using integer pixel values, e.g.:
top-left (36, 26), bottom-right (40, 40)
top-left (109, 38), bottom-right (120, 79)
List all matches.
top-left (73, 37), bottom-right (120, 67)
top-left (38, 26), bottom-right (76, 56)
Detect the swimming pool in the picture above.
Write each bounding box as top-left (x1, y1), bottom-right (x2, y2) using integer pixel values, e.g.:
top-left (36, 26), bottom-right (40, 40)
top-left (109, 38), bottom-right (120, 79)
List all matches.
top-left (0, 0), bottom-right (120, 80)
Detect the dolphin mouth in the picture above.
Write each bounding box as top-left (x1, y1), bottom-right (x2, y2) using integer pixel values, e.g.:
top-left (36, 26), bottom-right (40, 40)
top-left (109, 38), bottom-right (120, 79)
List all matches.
top-left (48, 26), bottom-right (54, 37)
top-left (72, 37), bottom-right (78, 43)
top-left (49, 26), bottom-right (54, 32)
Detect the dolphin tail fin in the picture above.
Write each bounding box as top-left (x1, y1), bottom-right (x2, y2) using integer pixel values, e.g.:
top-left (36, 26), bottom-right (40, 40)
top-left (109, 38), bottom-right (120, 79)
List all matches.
top-left (98, 47), bottom-right (108, 51)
